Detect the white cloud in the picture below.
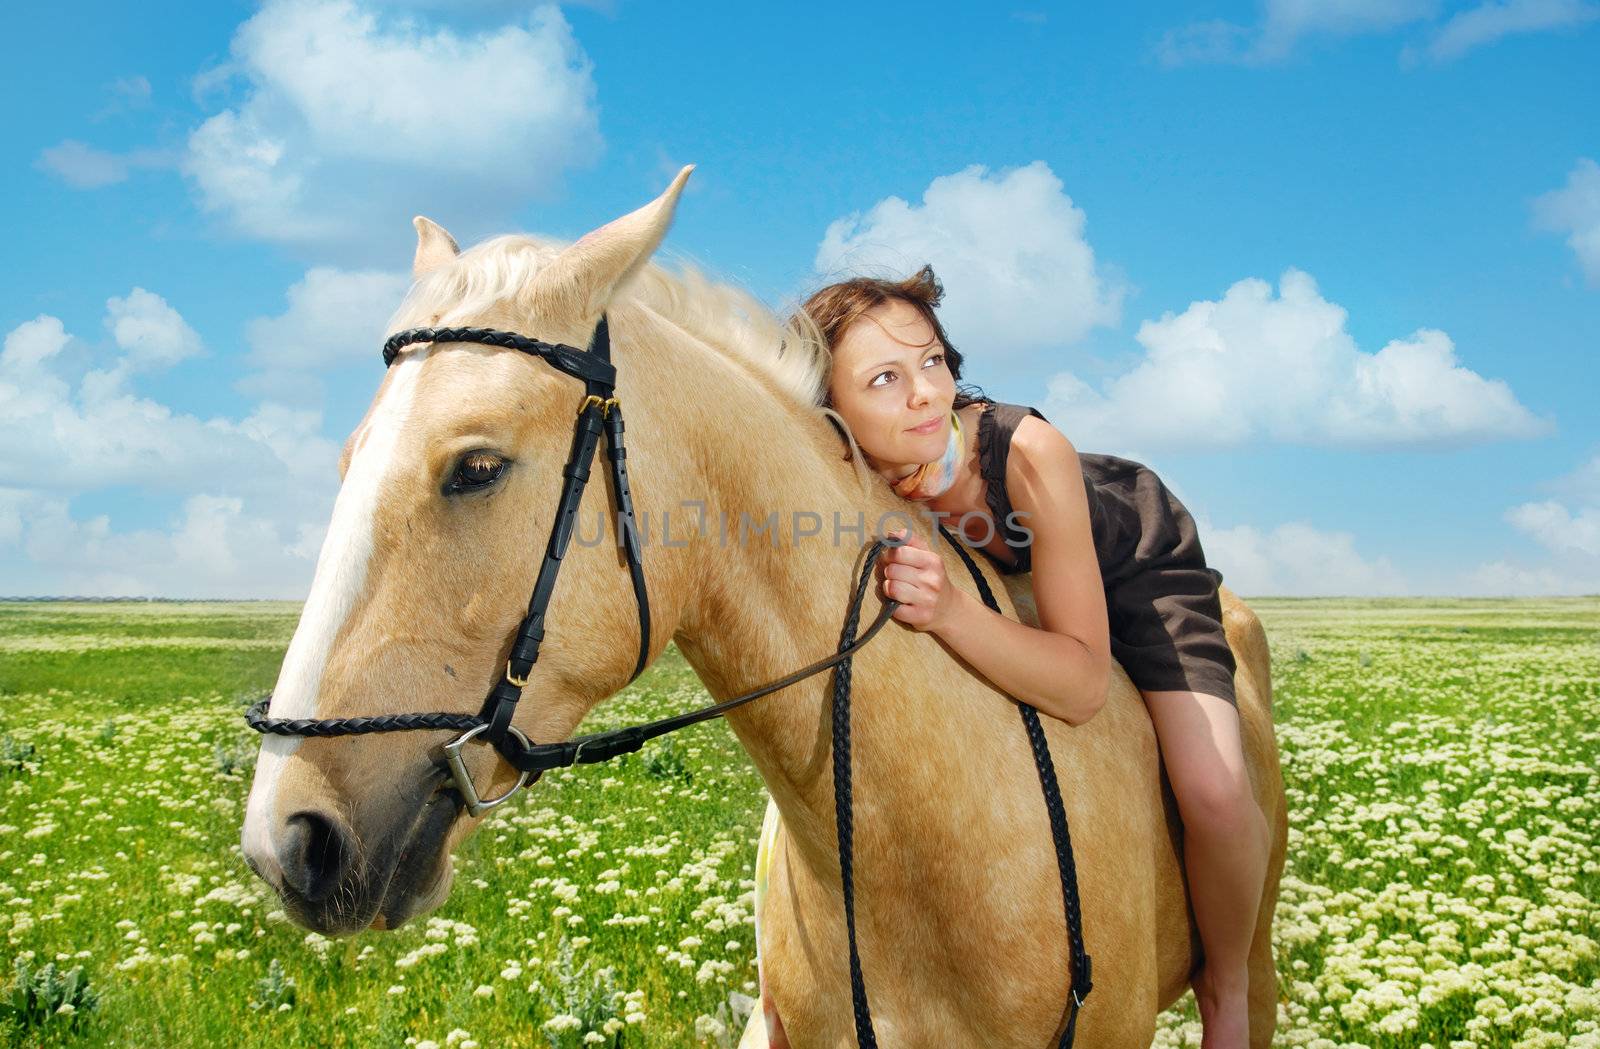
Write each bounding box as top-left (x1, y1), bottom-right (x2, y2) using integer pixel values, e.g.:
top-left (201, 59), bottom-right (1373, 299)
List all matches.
top-left (88, 75), bottom-right (155, 122)
top-left (1459, 559), bottom-right (1597, 595)
top-left (0, 304), bottom-right (303, 493)
top-left (0, 488), bottom-right (321, 599)
top-left (110, 75), bottom-right (153, 107)
top-left (814, 161), bottom-right (1124, 355)
top-left (1195, 508), bottom-right (1600, 596)
top-left (1, 316), bottom-right (72, 372)
top-left (1159, 0), bottom-right (1597, 65)
top-left (0, 298), bottom-right (341, 598)
top-left (105, 288), bottom-right (205, 371)
top-left (1532, 157), bottom-right (1600, 287)
top-left (38, 141), bottom-right (128, 188)
top-left (1547, 449), bottom-right (1600, 501)
top-left (1158, 0), bottom-right (1437, 65)
top-left (1199, 518), bottom-right (1409, 596)
top-left (36, 140), bottom-right (171, 189)
top-left (182, 0), bottom-right (601, 257)
top-left (237, 266), bottom-right (412, 405)
top-left (1044, 268), bottom-right (1548, 452)
top-left (1155, 20), bottom-right (1257, 65)
top-left (1423, 0), bottom-right (1600, 61)
top-left (1469, 452), bottom-right (1600, 595)
top-left (1505, 499), bottom-right (1600, 559)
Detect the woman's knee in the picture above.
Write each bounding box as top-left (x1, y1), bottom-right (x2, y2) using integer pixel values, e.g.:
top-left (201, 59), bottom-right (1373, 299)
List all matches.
top-left (1139, 689), bottom-right (1261, 830)
top-left (1171, 763), bottom-right (1257, 832)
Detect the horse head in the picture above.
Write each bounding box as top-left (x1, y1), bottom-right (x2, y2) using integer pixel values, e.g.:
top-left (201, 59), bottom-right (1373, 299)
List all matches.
top-left (240, 168), bottom-right (699, 935)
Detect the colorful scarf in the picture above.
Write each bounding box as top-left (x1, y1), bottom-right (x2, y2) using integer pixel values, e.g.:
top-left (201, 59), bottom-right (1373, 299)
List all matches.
top-left (889, 408), bottom-right (964, 501)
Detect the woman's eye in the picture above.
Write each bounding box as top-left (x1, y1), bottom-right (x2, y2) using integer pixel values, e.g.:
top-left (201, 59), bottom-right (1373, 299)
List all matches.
top-left (450, 452), bottom-right (506, 492)
top-left (869, 354), bottom-right (942, 389)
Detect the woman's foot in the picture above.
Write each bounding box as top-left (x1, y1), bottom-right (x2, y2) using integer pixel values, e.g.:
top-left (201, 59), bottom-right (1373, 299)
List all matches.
top-left (1192, 962), bottom-right (1249, 1049)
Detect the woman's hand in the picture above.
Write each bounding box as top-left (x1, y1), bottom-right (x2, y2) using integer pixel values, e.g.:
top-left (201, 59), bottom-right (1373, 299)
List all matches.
top-left (878, 528), bottom-right (963, 633)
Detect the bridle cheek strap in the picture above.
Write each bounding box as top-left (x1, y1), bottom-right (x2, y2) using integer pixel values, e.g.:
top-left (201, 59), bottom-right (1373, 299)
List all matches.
top-left (402, 316), bottom-right (652, 764)
top-left (480, 321), bottom-right (650, 753)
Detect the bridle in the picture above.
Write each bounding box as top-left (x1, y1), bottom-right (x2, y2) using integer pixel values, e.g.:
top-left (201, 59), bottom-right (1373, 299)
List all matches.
top-left (244, 315), bottom-right (910, 812)
top-left (243, 314), bottom-right (1092, 1046)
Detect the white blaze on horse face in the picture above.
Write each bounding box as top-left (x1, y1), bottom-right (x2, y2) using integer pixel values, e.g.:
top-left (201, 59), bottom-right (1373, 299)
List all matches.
top-left (241, 347), bottom-right (433, 877)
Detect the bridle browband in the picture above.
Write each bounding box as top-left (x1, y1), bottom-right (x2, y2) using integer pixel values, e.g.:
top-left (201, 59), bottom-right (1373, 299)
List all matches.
top-left (243, 315), bottom-right (1091, 1046)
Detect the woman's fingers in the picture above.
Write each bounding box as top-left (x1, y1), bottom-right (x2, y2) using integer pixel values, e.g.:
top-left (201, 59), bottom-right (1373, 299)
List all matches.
top-left (882, 573), bottom-right (919, 598)
top-left (878, 530), bottom-right (957, 633)
top-left (880, 530), bottom-right (944, 628)
top-left (885, 578), bottom-right (922, 609)
top-left (884, 543), bottom-right (925, 568)
top-left (886, 528), bottom-right (928, 550)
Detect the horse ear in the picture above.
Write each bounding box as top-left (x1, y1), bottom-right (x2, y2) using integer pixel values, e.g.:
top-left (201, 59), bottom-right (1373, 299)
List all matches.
top-left (412, 216), bottom-right (460, 279)
top-left (531, 165), bottom-right (694, 322)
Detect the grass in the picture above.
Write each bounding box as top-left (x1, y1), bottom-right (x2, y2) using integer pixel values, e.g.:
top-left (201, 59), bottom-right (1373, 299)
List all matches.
top-left (1, 597), bottom-right (1596, 1048)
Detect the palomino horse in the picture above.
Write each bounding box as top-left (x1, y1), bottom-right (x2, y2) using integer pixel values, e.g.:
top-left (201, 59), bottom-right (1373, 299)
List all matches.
top-left (240, 168), bottom-right (1288, 1047)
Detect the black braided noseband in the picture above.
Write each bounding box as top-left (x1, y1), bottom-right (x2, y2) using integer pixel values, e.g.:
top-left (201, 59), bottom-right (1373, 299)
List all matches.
top-left (245, 706), bottom-right (480, 737)
top-left (243, 537), bottom-right (906, 775)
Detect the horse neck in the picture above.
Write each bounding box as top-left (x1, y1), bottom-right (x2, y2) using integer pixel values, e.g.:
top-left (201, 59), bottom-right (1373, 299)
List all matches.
top-left (633, 307), bottom-right (953, 876)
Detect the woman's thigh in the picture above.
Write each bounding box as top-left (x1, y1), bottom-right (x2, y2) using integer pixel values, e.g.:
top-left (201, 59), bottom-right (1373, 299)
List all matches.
top-left (1140, 690), bottom-right (1251, 822)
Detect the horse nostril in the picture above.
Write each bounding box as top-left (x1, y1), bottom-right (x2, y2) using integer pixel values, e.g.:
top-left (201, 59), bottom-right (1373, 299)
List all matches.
top-left (279, 811), bottom-right (354, 904)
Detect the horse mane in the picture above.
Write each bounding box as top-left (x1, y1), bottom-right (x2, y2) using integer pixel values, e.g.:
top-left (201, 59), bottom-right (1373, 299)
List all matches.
top-left (387, 233), bottom-right (874, 491)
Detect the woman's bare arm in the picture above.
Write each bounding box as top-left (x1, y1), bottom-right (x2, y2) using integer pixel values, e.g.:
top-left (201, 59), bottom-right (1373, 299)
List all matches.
top-left (930, 418), bottom-right (1112, 725)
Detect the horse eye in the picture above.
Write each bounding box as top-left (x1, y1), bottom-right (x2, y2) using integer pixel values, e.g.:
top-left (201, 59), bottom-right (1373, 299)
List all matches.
top-left (450, 452), bottom-right (506, 492)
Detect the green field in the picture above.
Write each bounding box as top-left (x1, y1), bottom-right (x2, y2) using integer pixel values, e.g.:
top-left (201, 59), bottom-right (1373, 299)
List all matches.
top-left (1, 598), bottom-right (1596, 1048)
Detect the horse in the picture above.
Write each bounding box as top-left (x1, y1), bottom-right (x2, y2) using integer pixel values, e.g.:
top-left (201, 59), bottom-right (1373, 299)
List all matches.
top-left (239, 167), bottom-right (1289, 1048)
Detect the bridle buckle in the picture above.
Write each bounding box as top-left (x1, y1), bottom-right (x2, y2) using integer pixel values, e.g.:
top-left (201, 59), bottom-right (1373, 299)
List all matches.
top-left (505, 659), bottom-right (530, 688)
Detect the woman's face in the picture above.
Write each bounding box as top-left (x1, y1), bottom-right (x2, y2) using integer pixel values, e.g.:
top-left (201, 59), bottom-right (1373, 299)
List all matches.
top-left (827, 299), bottom-right (957, 471)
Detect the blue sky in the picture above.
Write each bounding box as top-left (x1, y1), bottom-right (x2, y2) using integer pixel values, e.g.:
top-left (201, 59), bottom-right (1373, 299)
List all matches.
top-left (3, 0), bottom-right (1598, 597)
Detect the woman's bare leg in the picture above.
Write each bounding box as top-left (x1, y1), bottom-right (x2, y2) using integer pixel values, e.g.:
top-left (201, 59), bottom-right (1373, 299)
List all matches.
top-left (1141, 689), bottom-right (1269, 1049)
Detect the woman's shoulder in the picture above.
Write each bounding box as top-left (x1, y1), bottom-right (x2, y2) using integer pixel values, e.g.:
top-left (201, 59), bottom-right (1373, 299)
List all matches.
top-left (983, 399), bottom-right (1154, 478)
top-left (967, 398), bottom-right (1079, 497)
top-left (976, 402), bottom-right (1078, 524)
top-left (970, 397), bottom-right (1048, 423)
top-left (971, 399), bottom-right (1063, 453)
top-left (993, 402), bottom-right (1075, 465)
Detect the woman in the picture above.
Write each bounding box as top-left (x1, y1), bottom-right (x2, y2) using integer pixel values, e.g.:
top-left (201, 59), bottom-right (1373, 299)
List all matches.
top-left (770, 265), bottom-right (1270, 1048)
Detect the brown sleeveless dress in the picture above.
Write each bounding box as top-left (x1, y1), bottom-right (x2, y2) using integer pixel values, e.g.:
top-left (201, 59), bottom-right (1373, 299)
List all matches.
top-left (970, 399), bottom-right (1238, 707)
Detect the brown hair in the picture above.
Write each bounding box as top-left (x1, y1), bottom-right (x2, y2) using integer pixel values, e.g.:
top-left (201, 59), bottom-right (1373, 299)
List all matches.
top-left (797, 264), bottom-right (989, 413)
